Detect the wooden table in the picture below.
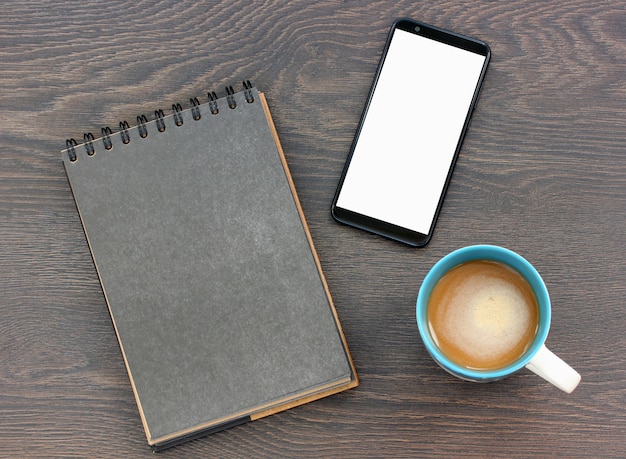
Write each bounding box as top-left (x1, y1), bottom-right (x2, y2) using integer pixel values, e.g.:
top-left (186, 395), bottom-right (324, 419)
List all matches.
top-left (1, 1), bottom-right (624, 457)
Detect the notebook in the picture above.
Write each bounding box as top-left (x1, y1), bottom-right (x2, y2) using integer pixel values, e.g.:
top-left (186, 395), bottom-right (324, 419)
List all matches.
top-left (62, 81), bottom-right (358, 451)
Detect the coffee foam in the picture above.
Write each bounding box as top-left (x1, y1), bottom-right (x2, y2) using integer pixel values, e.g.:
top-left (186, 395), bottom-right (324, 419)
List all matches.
top-left (427, 260), bottom-right (539, 370)
top-left (440, 277), bottom-right (533, 364)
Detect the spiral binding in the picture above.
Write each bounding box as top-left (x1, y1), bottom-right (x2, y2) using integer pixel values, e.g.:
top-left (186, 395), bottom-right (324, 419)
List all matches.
top-left (243, 80), bottom-right (254, 103)
top-left (225, 85), bottom-right (237, 109)
top-left (155, 109), bottom-right (166, 132)
top-left (65, 81), bottom-right (255, 163)
top-left (119, 120), bottom-right (131, 144)
top-left (172, 103), bottom-right (184, 126)
top-left (66, 138), bottom-right (78, 162)
top-left (207, 91), bottom-right (219, 115)
top-left (83, 132), bottom-right (95, 156)
top-left (137, 114), bottom-right (149, 138)
top-left (102, 126), bottom-right (113, 150)
top-left (190, 97), bottom-right (201, 121)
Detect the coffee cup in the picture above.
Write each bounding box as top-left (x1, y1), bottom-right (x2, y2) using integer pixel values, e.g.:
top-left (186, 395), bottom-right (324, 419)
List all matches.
top-left (416, 245), bottom-right (580, 393)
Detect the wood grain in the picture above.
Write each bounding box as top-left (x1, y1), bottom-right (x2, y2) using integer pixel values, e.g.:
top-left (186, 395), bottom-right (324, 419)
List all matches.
top-left (1, 0), bottom-right (625, 457)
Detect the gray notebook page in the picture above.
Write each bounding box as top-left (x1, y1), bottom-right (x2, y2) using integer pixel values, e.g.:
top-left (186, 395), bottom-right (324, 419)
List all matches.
top-left (62, 88), bottom-right (352, 441)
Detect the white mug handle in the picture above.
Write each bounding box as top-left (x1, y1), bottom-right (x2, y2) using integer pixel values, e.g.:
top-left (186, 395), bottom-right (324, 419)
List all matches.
top-left (525, 344), bottom-right (581, 393)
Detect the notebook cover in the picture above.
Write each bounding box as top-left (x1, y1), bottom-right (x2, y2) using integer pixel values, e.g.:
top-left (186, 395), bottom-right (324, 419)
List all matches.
top-left (62, 86), bottom-right (358, 449)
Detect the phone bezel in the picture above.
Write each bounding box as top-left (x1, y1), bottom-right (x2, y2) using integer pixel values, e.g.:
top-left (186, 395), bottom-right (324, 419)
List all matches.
top-left (331, 18), bottom-right (491, 247)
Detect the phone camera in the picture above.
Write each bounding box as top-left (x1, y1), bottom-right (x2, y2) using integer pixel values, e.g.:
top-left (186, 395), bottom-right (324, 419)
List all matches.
top-left (414, 26), bottom-right (420, 32)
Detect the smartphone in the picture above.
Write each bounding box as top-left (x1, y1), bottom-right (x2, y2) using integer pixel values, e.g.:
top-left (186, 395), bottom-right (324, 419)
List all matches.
top-left (332, 18), bottom-right (490, 246)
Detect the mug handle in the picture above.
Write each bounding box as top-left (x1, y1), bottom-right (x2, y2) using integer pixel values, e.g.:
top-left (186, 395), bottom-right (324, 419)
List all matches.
top-left (525, 344), bottom-right (581, 393)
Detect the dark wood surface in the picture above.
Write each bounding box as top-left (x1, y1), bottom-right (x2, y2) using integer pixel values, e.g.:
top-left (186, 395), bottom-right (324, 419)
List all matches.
top-left (1, 1), bottom-right (624, 457)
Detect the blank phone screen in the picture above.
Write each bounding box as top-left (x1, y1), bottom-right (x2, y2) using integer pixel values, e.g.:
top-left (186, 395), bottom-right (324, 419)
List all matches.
top-left (335, 28), bottom-right (487, 236)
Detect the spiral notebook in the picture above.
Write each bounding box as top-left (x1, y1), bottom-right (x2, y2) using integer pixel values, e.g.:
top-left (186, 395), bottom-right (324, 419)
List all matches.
top-left (62, 82), bottom-right (358, 451)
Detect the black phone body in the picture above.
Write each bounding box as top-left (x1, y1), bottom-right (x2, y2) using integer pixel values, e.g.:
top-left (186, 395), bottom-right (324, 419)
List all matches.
top-left (332, 19), bottom-right (490, 246)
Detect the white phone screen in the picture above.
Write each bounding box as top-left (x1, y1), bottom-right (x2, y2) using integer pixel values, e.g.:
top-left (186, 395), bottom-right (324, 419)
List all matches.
top-left (335, 27), bottom-right (487, 236)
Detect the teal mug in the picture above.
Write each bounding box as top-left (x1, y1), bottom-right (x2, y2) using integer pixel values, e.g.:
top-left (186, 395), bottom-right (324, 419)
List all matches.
top-left (416, 245), bottom-right (580, 393)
